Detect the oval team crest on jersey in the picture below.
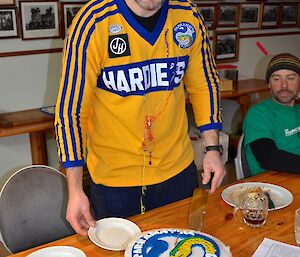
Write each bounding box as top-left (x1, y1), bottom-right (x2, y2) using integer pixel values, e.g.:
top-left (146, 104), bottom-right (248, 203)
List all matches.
top-left (173, 22), bottom-right (196, 49)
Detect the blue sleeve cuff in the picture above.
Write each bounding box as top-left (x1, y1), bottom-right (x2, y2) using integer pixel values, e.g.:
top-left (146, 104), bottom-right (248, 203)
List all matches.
top-left (61, 160), bottom-right (85, 168)
top-left (199, 123), bottom-right (222, 133)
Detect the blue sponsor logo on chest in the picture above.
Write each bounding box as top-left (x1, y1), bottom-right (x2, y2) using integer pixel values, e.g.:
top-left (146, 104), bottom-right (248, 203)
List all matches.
top-left (97, 56), bottom-right (189, 96)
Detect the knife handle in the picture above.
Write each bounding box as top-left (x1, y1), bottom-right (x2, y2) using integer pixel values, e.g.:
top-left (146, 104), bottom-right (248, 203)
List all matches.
top-left (200, 173), bottom-right (214, 190)
top-left (264, 191), bottom-right (275, 209)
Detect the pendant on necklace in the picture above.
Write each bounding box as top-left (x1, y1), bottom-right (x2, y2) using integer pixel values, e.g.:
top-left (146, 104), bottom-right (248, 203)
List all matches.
top-left (142, 115), bottom-right (155, 165)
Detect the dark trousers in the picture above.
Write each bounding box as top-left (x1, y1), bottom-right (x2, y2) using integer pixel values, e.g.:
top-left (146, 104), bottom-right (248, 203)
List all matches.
top-left (90, 162), bottom-right (199, 219)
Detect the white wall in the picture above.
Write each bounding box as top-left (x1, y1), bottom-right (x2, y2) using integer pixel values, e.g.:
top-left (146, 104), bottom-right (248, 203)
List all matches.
top-left (237, 34), bottom-right (300, 80)
top-left (0, 32), bottom-right (300, 183)
top-left (0, 39), bottom-right (63, 182)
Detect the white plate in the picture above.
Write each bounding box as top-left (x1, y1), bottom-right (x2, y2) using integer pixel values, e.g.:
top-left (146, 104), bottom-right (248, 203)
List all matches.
top-left (40, 106), bottom-right (55, 115)
top-left (26, 246), bottom-right (86, 257)
top-left (88, 217), bottom-right (141, 251)
top-left (221, 182), bottom-right (293, 211)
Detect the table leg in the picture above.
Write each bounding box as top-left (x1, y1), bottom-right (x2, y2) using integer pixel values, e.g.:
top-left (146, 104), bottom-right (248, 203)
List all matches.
top-left (238, 95), bottom-right (251, 118)
top-left (29, 131), bottom-right (48, 165)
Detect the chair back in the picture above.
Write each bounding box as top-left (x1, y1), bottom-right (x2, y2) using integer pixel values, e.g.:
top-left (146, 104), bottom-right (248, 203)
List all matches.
top-left (234, 134), bottom-right (251, 180)
top-left (0, 165), bottom-right (75, 254)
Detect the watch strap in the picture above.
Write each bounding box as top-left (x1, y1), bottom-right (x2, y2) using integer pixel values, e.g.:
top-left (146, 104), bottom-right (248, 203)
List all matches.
top-left (204, 145), bottom-right (223, 155)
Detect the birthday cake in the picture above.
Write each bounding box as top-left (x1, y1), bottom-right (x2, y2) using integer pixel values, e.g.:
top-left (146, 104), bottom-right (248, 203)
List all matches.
top-left (125, 228), bottom-right (232, 257)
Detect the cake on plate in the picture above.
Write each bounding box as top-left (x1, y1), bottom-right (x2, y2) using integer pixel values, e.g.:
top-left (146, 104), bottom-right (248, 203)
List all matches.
top-left (125, 228), bottom-right (232, 257)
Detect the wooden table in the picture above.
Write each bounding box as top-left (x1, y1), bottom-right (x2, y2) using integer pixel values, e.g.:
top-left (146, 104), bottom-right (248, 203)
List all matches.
top-left (0, 108), bottom-right (53, 164)
top-left (0, 79), bottom-right (268, 165)
top-left (8, 171), bottom-right (300, 257)
top-left (203, 171), bottom-right (300, 256)
top-left (221, 78), bottom-right (268, 117)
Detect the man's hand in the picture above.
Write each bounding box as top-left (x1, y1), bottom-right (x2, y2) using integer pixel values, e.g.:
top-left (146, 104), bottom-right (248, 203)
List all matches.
top-left (202, 150), bottom-right (226, 193)
top-left (65, 166), bottom-right (96, 236)
top-left (200, 128), bottom-right (227, 193)
top-left (66, 189), bottom-right (96, 236)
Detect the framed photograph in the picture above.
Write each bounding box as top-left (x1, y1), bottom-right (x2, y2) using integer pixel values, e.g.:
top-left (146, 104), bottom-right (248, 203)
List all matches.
top-left (261, 3), bottom-right (280, 29)
top-left (197, 3), bottom-right (217, 30)
top-left (20, 0), bottom-right (61, 40)
top-left (280, 2), bottom-right (299, 27)
top-left (239, 3), bottom-right (262, 30)
top-left (0, 7), bottom-right (19, 38)
top-left (299, 3), bottom-right (300, 28)
top-left (0, 0), bottom-right (15, 6)
top-left (61, 2), bottom-right (84, 38)
top-left (218, 3), bottom-right (240, 27)
top-left (213, 30), bottom-right (239, 63)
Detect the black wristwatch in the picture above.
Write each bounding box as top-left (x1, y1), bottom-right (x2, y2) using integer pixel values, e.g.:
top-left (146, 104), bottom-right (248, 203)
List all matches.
top-left (204, 144), bottom-right (223, 155)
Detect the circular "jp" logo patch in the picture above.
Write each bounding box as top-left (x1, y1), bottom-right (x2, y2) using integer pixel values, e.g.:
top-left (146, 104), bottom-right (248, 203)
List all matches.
top-left (173, 22), bottom-right (196, 49)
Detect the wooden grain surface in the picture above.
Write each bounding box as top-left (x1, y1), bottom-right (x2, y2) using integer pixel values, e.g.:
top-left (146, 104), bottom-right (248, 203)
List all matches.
top-left (202, 171), bottom-right (300, 256)
top-left (7, 171), bottom-right (300, 257)
top-left (0, 109), bottom-right (53, 137)
top-left (0, 109), bottom-right (53, 128)
top-left (221, 79), bottom-right (268, 99)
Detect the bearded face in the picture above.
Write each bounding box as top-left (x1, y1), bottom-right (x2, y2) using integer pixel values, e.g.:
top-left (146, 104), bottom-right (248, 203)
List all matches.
top-left (133, 0), bottom-right (164, 12)
top-left (269, 70), bottom-right (300, 106)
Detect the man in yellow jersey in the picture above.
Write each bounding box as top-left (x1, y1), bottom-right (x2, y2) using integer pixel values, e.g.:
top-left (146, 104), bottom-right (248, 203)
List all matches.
top-left (55, 0), bottom-right (226, 236)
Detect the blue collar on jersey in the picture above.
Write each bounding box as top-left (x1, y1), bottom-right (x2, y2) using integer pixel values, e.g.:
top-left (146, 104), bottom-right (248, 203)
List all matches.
top-left (114, 0), bottom-right (169, 46)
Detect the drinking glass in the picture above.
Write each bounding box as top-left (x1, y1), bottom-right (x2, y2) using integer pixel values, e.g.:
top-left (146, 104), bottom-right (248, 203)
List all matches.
top-left (295, 208), bottom-right (300, 244)
top-left (234, 190), bottom-right (268, 228)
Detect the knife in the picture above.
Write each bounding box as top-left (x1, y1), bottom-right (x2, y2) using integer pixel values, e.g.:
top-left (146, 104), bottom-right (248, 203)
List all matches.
top-left (188, 177), bottom-right (212, 231)
top-left (264, 191), bottom-right (275, 210)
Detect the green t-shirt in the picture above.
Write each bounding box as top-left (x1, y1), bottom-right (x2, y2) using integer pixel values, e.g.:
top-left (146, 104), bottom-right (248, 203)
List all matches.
top-left (243, 98), bottom-right (300, 175)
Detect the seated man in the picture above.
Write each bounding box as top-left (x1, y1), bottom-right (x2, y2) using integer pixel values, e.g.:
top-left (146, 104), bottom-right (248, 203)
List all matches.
top-left (243, 53), bottom-right (300, 175)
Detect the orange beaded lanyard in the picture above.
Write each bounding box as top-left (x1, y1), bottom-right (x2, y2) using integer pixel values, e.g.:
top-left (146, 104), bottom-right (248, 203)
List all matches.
top-left (141, 91), bottom-right (172, 165)
top-left (139, 29), bottom-right (180, 214)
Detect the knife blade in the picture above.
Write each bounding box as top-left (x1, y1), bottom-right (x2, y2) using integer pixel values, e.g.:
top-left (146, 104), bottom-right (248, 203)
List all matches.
top-left (188, 187), bottom-right (209, 231)
top-left (188, 177), bottom-right (211, 231)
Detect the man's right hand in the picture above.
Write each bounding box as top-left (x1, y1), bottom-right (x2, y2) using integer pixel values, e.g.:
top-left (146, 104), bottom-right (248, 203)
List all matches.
top-left (66, 189), bottom-right (96, 236)
top-left (65, 166), bottom-right (96, 236)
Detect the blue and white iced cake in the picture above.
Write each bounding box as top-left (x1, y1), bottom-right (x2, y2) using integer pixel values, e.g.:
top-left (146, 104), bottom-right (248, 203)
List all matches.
top-left (125, 229), bottom-right (232, 257)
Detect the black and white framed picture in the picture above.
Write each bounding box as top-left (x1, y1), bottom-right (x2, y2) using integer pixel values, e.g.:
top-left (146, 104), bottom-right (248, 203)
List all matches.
top-left (239, 3), bottom-right (262, 30)
top-left (280, 2), bottom-right (299, 27)
top-left (20, 0), bottom-right (61, 40)
top-left (261, 3), bottom-right (279, 29)
top-left (0, 0), bottom-right (15, 6)
top-left (197, 3), bottom-right (217, 30)
top-left (218, 3), bottom-right (240, 27)
top-left (61, 2), bottom-right (84, 38)
top-left (0, 7), bottom-right (19, 38)
top-left (214, 30), bottom-right (239, 63)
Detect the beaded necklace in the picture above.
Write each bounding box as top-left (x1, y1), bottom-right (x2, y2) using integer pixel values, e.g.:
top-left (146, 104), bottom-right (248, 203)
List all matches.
top-left (139, 29), bottom-right (180, 214)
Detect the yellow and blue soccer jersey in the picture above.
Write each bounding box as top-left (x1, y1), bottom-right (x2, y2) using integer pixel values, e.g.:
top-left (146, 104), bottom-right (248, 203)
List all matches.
top-left (55, 0), bottom-right (222, 187)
